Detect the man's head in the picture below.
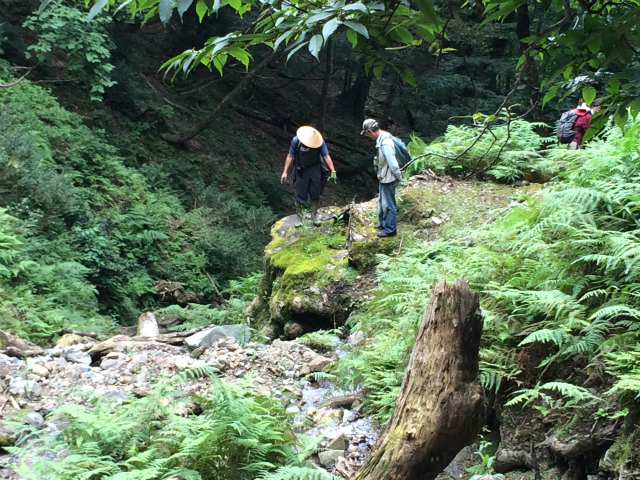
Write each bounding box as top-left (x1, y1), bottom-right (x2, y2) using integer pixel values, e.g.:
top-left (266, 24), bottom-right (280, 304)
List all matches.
top-left (360, 118), bottom-right (380, 139)
top-left (592, 98), bottom-right (605, 113)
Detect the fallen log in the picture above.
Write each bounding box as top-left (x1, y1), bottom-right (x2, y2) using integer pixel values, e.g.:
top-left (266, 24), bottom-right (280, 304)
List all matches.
top-left (85, 325), bottom-right (210, 360)
top-left (56, 329), bottom-right (99, 339)
top-left (353, 280), bottom-right (485, 480)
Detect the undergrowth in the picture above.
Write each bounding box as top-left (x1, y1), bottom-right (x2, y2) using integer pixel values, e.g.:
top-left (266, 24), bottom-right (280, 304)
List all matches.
top-left (7, 367), bottom-right (339, 480)
top-left (339, 116), bottom-right (640, 427)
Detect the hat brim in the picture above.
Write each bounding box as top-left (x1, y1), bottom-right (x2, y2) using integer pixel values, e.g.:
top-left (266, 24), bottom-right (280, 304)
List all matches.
top-left (296, 126), bottom-right (324, 149)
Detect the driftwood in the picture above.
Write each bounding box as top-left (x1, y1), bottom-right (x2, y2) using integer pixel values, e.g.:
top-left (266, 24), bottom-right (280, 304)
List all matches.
top-left (353, 280), bottom-right (485, 480)
top-left (56, 329), bottom-right (99, 339)
top-left (85, 325), bottom-right (210, 360)
top-left (0, 330), bottom-right (44, 358)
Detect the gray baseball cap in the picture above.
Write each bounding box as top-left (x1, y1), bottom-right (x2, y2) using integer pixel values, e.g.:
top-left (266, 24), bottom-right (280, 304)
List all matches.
top-left (360, 118), bottom-right (379, 135)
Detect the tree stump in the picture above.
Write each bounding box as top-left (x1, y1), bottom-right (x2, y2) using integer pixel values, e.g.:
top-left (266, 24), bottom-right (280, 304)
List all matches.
top-left (354, 280), bottom-right (485, 480)
top-left (137, 312), bottom-right (159, 337)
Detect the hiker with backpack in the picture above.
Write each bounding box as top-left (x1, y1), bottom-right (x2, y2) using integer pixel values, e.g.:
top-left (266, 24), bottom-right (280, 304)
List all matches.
top-left (280, 125), bottom-right (337, 228)
top-left (360, 118), bottom-right (406, 238)
top-left (557, 100), bottom-right (604, 149)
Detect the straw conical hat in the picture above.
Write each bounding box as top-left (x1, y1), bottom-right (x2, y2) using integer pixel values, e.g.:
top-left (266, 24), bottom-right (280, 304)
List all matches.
top-left (296, 126), bottom-right (324, 149)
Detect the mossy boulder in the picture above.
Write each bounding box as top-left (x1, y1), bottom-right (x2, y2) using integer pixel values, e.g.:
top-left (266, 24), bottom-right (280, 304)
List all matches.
top-left (248, 211), bottom-right (356, 338)
top-left (248, 177), bottom-right (520, 337)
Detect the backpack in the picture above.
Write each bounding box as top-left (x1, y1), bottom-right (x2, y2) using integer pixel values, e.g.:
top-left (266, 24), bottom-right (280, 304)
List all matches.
top-left (557, 110), bottom-right (579, 144)
top-left (391, 136), bottom-right (412, 169)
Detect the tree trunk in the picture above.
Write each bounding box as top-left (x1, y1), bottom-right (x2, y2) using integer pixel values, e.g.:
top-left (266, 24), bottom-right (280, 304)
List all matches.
top-left (381, 75), bottom-right (399, 129)
top-left (516, 4), bottom-right (545, 126)
top-left (318, 38), bottom-right (334, 131)
top-left (160, 53), bottom-right (274, 144)
top-left (354, 280), bottom-right (485, 480)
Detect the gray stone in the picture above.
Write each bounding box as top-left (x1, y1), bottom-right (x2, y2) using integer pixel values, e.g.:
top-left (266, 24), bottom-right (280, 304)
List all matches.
top-left (299, 365), bottom-right (311, 376)
top-left (9, 378), bottom-right (26, 396)
top-left (184, 325), bottom-right (251, 349)
top-left (174, 357), bottom-right (191, 370)
top-left (326, 434), bottom-right (348, 451)
top-left (190, 347), bottom-right (205, 358)
top-left (22, 412), bottom-right (45, 428)
top-left (65, 348), bottom-right (92, 365)
top-left (100, 358), bottom-right (124, 370)
top-left (131, 352), bottom-right (148, 364)
top-left (308, 356), bottom-right (332, 372)
top-left (317, 449), bottom-right (344, 468)
top-left (24, 380), bottom-right (42, 398)
top-left (347, 331), bottom-right (365, 345)
top-left (103, 390), bottom-right (129, 401)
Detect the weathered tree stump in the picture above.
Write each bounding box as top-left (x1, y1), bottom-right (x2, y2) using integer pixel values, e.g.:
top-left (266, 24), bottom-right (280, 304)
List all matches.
top-left (137, 312), bottom-right (160, 337)
top-left (354, 280), bottom-right (485, 480)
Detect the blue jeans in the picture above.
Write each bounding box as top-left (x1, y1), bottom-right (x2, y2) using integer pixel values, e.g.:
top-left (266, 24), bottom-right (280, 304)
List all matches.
top-left (378, 181), bottom-right (398, 234)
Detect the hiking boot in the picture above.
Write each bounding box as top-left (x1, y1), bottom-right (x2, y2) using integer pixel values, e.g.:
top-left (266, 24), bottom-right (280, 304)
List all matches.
top-left (295, 203), bottom-right (304, 228)
top-left (377, 230), bottom-right (397, 238)
top-left (373, 223), bottom-right (384, 230)
top-left (310, 201), bottom-right (321, 226)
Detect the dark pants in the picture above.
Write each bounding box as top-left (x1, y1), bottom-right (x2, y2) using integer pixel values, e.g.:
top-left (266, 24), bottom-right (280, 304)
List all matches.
top-left (378, 181), bottom-right (398, 234)
top-left (294, 164), bottom-right (325, 205)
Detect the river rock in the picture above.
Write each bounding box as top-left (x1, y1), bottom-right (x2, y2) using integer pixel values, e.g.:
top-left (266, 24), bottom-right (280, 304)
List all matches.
top-left (65, 348), bottom-right (92, 365)
top-left (318, 449), bottom-right (344, 468)
top-left (308, 356), bottom-right (331, 372)
top-left (322, 393), bottom-right (364, 409)
top-left (0, 423), bottom-right (16, 447)
top-left (29, 364), bottom-right (50, 378)
top-left (0, 329), bottom-right (43, 357)
top-left (184, 325), bottom-right (250, 349)
top-left (56, 334), bottom-right (93, 348)
top-left (22, 412), bottom-right (45, 428)
top-left (137, 312), bottom-right (160, 337)
top-left (326, 433), bottom-right (349, 451)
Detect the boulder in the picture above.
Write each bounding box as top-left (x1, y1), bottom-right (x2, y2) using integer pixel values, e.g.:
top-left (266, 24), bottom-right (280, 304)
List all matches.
top-left (56, 333), bottom-right (94, 348)
top-left (29, 364), bottom-right (50, 378)
top-left (22, 412), bottom-right (45, 429)
top-left (0, 423), bottom-right (17, 448)
top-left (321, 393), bottom-right (364, 409)
top-left (317, 449), bottom-right (345, 468)
top-left (137, 312), bottom-right (160, 337)
top-left (184, 325), bottom-right (250, 349)
top-left (308, 355), bottom-right (331, 372)
top-left (326, 434), bottom-right (349, 451)
top-left (0, 329), bottom-right (43, 357)
top-left (65, 348), bottom-right (92, 365)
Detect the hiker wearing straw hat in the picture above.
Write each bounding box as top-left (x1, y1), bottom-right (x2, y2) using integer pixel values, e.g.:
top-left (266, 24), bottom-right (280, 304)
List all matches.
top-left (281, 126), bottom-right (337, 227)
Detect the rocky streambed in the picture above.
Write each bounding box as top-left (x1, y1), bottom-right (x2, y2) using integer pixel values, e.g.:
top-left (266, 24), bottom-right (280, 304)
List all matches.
top-left (0, 326), bottom-right (379, 478)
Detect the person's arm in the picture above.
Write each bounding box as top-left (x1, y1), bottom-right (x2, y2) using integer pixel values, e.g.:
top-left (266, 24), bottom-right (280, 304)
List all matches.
top-left (281, 153), bottom-right (294, 183)
top-left (380, 142), bottom-right (403, 180)
top-left (322, 154), bottom-right (336, 173)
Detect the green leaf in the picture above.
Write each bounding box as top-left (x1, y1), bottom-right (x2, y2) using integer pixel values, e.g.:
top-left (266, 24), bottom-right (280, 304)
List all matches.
top-left (400, 69), bottom-right (416, 86)
top-left (343, 20), bottom-right (369, 39)
top-left (346, 28), bottom-right (358, 48)
top-left (274, 30), bottom-right (293, 51)
top-left (305, 11), bottom-right (333, 25)
top-left (37, 0), bottom-right (55, 15)
top-left (308, 34), bottom-right (324, 59)
top-left (196, 0), bottom-right (208, 21)
top-left (287, 41), bottom-right (308, 62)
top-left (342, 1), bottom-right (367, 12)
top-left (322, 19), bottom-right (340, 41)
top-left (229, 48), bottom-right (251, 69)
top-left (178, 0), bottom-right (194, 18)
top-left (630, 99), bottom-right (640, 119)
top-left (542, 84), bottom-right (560, 107)
top-left (389, 26), bottom-right (413, 45)
top-left (159, 0), bottom-right (174, 23)
top-left (88, 0), bottom-right (109, 21)
top-left (228, 0), bottom-right (242, 12)
top-left (614, 108), bottom-right (628, 130)
top-left (373, 64), bottom-right (383, 81)
top-left (213, 54), bottom-right (227, 75)
top-left (582, 86), bottom-right (596, 105)
top-left (414, 0), bottom-right (441, 30)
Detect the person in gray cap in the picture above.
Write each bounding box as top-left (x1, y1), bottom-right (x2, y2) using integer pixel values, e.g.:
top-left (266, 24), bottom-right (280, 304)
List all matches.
top-left (281, 126), bottom-right (337, 227)
top-left (361, 118), bottom-right (404, 237)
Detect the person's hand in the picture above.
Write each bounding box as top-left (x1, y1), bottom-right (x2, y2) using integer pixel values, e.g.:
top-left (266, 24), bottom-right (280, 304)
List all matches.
top-left (399, 179), bottom-right (408, 186)
top-left (328, 171), bottom-right (337, 183)
top-left (280, 171), bottom-right (288, 183)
